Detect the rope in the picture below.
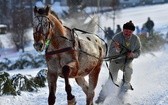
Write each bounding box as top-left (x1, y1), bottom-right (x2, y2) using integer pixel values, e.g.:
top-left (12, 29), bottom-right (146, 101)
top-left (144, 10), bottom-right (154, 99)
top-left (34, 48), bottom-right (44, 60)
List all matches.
top-left (59, 1), bottom-right (133, 88)
top-left (73, 28), bottom-right (107, 60)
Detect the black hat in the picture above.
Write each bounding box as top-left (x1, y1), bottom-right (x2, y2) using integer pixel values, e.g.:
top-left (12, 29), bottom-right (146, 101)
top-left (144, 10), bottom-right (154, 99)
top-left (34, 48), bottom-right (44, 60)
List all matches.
top-left (123, 21), bottom-right (135, 31)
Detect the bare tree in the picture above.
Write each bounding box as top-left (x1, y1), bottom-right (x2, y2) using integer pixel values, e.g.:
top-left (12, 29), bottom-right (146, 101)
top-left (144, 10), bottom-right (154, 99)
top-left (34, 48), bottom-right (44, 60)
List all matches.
top-left (0, 0), bottom-right (8, 18)
top-left (67, 0), bottom-right (86, 14)
top-left (8, 0), bottom-right (34, 52)
top-left (111, 0), bottom-right (120, 31)
top-left (11, 6), bottom-right (31, 52)
top-left (0, 0), bottom-right (11, 27)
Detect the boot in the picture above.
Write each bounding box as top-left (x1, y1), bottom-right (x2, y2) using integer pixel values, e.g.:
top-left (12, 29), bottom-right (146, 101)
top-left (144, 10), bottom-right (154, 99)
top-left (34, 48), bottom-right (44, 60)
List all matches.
top-left (122, 82), bottom-right (134, 91)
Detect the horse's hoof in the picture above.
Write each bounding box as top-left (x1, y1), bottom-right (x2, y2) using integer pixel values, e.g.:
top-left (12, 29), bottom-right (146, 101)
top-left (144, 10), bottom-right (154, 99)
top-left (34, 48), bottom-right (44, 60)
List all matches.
top-left (86, 102), bottom-right (93, 105)
top-left (68, 97), bottom-right (76, 105)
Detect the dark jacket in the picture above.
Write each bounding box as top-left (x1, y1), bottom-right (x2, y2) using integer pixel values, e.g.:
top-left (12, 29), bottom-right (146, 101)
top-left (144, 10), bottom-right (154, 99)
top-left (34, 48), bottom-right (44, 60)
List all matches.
top-left (105, 28), bottom-right (114, 40)
top-left (145, 20), bottom-right (154, 31)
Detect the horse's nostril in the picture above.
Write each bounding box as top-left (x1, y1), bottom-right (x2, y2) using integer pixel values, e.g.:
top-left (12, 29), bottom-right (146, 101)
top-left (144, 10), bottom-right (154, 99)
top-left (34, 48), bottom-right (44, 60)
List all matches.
top-left (33, 42), bottom-right (43, 48)
top-left (39, 43), bottom-right (43, 48)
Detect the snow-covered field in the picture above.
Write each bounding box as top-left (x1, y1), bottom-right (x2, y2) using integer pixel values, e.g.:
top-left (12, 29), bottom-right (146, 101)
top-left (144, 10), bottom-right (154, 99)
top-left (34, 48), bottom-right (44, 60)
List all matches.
top-left (0, 3), bottom-right (168, 105)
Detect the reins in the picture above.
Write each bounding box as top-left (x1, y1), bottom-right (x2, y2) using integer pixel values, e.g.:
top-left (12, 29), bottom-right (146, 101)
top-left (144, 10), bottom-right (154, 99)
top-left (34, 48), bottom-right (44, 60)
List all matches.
top-left (34, 11), bottom-right (131, 63)
top-left (60, 0), bottom-right (133, 88)
top-left (64, 0), bottom-right (130, 62)
top-left (44, 26), bottom-right (130, 63)
top-left (45, 27), bottom-right (76, 57)
top-left (44, 27), bottom-right (107, 60)
top-left (34, 6), bottom-right (132, 88)
top-left (46, 47), bottom-right (74, 55)
top-left (72, 28), bottom-right (108, 60)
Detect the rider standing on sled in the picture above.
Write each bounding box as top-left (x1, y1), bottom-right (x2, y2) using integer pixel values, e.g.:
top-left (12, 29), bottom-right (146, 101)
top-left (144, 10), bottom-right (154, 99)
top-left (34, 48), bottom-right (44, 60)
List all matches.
top-left (95, 21), bottom-right (141, 104)
top-left (108, 21), bottom-right (141, 90)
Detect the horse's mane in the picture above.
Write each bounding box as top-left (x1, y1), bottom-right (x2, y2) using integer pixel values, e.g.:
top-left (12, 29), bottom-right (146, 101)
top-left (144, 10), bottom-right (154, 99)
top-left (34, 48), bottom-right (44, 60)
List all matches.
top-left (50, 11), bottom-right (62, 24)
top-left (49, 10), bottom-right (68, 36)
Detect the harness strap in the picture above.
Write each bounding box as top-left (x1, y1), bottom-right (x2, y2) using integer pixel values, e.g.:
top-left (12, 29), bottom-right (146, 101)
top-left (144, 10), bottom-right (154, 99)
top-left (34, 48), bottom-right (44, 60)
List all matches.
top-left (45, 47), bottom-right (74, 56)
top-left (72, 28), bottom-right (91, 34)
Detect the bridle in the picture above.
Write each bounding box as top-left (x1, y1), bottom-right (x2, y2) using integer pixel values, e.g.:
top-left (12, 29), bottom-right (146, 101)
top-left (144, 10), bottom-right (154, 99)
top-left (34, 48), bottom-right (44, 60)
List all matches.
top-left (33, 14), bottom-right (77, 58)
top-left (33, 15), bottom-right (53, 40)
top-left (33, 15), bottom-right (105, 61)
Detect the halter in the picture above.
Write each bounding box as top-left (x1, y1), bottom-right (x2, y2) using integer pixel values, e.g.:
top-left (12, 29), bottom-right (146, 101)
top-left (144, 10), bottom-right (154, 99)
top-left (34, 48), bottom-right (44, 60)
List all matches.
top-left (33, 15), bottom-right (104, 60)
top-left (33, 15), bottom-right (53, 42)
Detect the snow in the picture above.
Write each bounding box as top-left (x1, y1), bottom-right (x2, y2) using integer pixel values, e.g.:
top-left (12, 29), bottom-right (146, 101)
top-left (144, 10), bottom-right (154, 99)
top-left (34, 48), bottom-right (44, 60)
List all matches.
top-left (0, 33), bottom-right (14, 48)
top-left (100, 47), bottom-right (168, 105)
top-left (0, 24), bottom-right (7, 28)
top-left (101, 3), bottom-right (168, 34)
top-left (35, 1), bottom-right (68, 17)
top-left (51, 2), bottom-right (68, 14)
top-left (0, 3), bottom-right (168, 105)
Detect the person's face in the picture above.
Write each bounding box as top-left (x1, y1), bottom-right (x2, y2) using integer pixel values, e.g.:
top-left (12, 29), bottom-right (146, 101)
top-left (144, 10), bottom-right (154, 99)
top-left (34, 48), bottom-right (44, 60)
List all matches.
top-left (123, 29), bottom-right (133, 39)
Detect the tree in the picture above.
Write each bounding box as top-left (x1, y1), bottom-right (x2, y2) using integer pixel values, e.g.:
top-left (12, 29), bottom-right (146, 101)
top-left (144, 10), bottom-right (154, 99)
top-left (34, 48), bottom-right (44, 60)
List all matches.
top-left (10, 1), bottom-right (33, 52)
top-left (111, 0), bottom-right (120, 31)
top-left (0, 0), bottom-right (7, 18)
top-left (67, 0), bottom-right (86, 14)
top-left (0, 0), bottom-right (11, 28)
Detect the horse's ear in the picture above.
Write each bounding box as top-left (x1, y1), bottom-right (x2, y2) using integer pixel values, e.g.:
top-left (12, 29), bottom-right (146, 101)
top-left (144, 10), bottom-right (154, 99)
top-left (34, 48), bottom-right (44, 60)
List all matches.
top-left (34, 6), bottom-right (38, 13)
top-left (46, 5), bottom-right (50, 15)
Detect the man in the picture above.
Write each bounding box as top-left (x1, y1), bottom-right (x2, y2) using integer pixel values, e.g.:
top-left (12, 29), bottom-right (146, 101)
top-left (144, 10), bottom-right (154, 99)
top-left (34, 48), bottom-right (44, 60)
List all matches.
top-left (108, 21), bottom-right (141, 91)
top-left (104, 27), bottom-right (114, 46)
top-left (115, 24), bottom-right (122, 34)
top-left (145, 17), bottom-right (154, 36)
top-left (95, 21), bottom-right (141, 104)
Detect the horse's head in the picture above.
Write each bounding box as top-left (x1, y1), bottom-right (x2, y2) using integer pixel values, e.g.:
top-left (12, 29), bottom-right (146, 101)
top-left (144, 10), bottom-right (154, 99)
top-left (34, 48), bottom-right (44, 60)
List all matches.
top-left (33, 5), bottom-right (52, 52)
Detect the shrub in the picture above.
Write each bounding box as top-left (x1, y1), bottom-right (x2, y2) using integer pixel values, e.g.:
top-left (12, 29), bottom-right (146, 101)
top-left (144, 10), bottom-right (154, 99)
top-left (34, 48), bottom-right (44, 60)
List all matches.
top-left (139, 32), bottom-right (166, 53)
top-left (0, 53), bottom-right (46, 71)
top-left (11, 74), bottom-right (38, 92)
top-left (34, 69), bottom-right (48, 87)
top-left (0, 72), bottom-right (17, 95)
top-left (0, 69), bottom-right (48, 96)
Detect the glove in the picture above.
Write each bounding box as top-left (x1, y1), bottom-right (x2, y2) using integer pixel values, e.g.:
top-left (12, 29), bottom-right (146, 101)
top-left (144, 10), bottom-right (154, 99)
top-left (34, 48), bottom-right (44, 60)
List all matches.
top-left (114, 41), bottom-right (121, 53)
top-left (127, 52), bottom-right (135, 58)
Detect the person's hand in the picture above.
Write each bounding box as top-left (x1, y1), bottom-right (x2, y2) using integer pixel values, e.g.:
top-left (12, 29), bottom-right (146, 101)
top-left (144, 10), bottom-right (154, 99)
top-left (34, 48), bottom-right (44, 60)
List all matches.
top-left (127, 52), bottom-right (135, 58)
top-left (114, 41), bottom-right (121, 53)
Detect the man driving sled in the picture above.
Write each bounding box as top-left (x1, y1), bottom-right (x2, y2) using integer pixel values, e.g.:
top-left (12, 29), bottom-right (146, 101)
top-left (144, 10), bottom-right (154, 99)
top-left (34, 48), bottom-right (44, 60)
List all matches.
top-left (95, 21), bottom-right (141, 104)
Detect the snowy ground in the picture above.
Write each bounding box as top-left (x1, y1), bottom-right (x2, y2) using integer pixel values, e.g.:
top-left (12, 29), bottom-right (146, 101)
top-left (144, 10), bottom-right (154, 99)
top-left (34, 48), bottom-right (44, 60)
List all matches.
top-left (98, 46), bottom-right (168, 105)
top-left (0, 3), bottom-right (168, 105)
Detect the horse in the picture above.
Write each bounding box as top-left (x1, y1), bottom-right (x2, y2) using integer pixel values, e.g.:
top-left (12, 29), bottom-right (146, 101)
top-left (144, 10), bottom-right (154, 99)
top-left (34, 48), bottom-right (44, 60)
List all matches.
top-left (33, 5), bottom-right (106, 105)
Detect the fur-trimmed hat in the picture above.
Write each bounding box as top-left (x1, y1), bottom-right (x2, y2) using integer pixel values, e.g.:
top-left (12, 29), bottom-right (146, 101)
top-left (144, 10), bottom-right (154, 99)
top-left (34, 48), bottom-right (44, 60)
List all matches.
top-left (123, 21), bottom-right (135, 31)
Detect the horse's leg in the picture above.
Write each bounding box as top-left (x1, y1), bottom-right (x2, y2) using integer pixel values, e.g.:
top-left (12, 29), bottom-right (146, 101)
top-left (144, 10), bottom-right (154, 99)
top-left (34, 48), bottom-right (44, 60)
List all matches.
top-left (62, 65), bottom-right (76, 105)
top-left (87, 63), bottom-right (102, 105)
top-left (47, 71), bottom-right (58, 105)
top-left (75, 77), bottom-right (89, 96)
